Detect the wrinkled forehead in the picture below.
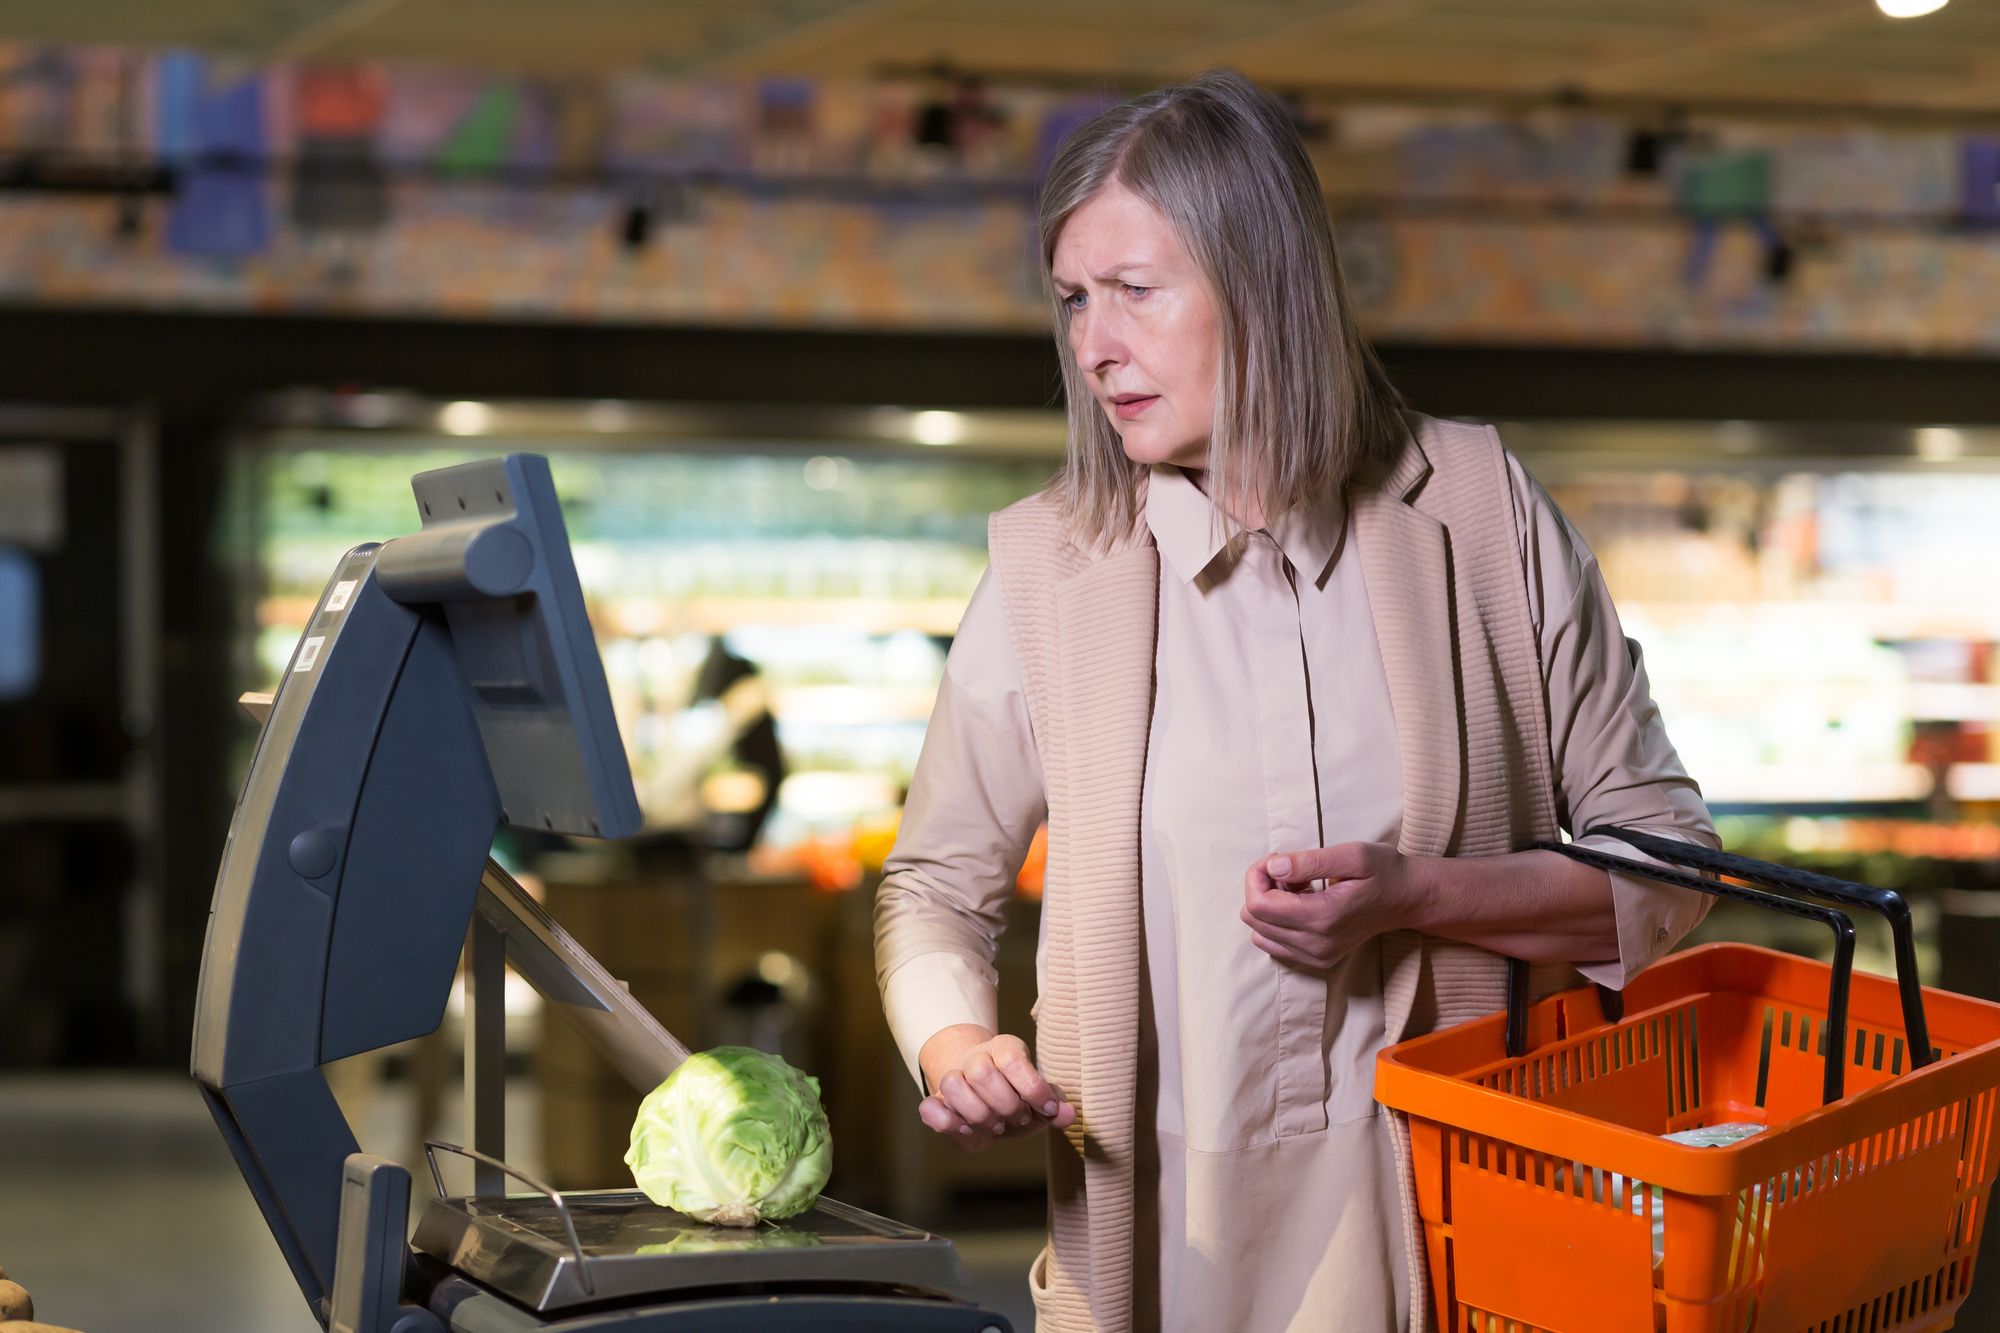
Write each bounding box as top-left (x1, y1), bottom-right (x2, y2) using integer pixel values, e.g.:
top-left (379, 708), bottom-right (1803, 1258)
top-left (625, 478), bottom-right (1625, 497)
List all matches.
top-left (1050, 183), bottom-right (1190, 282)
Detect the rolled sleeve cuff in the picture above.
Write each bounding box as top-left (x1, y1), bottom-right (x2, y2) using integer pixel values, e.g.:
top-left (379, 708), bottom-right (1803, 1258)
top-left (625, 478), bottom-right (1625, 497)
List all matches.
top-left (1571, 832), bottom-right (1712, 990)
top-left (881, 951), bottom-right (999, 1090)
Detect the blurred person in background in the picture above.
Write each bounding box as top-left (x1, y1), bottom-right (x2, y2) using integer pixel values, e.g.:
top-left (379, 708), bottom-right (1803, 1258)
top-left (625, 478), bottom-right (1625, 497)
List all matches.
top-left (874, 69), bottom-right (1717, 1333)
top-left (688, 636), bottom-right (786, 854)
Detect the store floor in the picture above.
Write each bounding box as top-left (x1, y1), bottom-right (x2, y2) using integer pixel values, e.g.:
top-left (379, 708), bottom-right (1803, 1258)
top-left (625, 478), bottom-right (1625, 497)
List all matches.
top-left (0, 1073), bottom-right (1039, 1333)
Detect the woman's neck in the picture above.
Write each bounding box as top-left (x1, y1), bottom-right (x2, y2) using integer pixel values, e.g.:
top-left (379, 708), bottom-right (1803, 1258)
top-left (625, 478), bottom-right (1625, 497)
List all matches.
top-left (1180, 466), bottom-right (1267, 530)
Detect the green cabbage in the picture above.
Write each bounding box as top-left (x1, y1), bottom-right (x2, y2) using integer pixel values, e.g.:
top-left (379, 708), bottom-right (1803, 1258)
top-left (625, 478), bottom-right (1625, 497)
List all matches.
top-left (624, 1046), bottom-right (832, 1227)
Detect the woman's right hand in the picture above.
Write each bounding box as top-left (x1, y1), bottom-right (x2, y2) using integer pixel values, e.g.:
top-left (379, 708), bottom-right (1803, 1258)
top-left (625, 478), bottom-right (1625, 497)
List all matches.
top-left (916, 1023), bottom-right (1078, 1152)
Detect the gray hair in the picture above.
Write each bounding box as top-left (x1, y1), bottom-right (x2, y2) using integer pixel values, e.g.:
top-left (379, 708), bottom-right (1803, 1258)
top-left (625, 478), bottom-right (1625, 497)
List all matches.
top-left (1037, 69), bottom-right (1405, 547)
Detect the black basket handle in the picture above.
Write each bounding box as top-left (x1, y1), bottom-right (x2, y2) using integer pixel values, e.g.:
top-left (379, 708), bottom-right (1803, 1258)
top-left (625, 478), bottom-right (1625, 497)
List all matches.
top-left (1514, 838), bottom-right (1861, 1104)
top-left (1575, 825), bottom-right (1933, 1071)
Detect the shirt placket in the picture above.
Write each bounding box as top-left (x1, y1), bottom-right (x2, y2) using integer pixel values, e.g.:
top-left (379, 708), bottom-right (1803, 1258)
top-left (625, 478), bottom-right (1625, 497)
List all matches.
top-left (1243, 532), bottom-right (1331, 1139)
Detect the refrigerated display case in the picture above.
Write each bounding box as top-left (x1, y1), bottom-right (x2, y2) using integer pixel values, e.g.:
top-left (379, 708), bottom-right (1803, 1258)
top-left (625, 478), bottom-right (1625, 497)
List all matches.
top-left (1501, 420), bottom-right (2000, 993)
top-left (230, 404), bottom-right (2000, 857)
top-left (1508, 422), bottom-right (2000, 820)
top-left (229, 396), bottom-right (1064, 869)
top-left (226, 405), bottom-right (2000, 919)
top-left (223, 398), bottom-right (2000, 1205)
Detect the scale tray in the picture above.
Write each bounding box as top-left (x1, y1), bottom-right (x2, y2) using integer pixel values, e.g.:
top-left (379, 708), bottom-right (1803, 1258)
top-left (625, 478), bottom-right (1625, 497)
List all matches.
top-left (412, 1189), bottom-right (973, 1314)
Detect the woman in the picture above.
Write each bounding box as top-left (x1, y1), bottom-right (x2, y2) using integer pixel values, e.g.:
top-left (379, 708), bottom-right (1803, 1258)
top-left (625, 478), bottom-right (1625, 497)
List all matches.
top-left (874, 69), bottom-right (1715, 1333)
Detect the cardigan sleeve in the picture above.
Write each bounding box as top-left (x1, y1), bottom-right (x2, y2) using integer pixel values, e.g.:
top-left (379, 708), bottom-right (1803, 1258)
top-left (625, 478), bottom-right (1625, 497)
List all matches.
top-left (873, 568), bottom-right (1048, 1087)
top-left (1506, 449), bottom-right (1720, 989)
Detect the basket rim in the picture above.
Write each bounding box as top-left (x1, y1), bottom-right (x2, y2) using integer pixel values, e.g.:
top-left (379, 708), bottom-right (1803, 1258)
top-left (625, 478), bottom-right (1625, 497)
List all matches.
top-left (1375, 942), bottom-right (2000, 1195)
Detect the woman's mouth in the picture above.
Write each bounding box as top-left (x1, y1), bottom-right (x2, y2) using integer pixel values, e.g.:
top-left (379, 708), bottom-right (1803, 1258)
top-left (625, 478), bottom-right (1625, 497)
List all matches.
top-left (1111, 394), bottom-right (1159, 420)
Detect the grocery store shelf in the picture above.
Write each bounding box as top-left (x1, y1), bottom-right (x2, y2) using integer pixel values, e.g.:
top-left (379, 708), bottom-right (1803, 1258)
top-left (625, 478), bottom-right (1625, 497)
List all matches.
top-left (1907, 683), bottom-right (2000, 723)
top-left (262, 595), bottom-right (972, 637)
top-left (1628, 600), bottom-right (2000, 642)
top-left (605, 597), bottom-right (969, 637)
top-left (257, 597), bottom-right (321, 628)
top-left (254, 393), bottom-right (1068, 459)
top-left (1701, 763), bottom-right (1934, 806)
top-left (771, 684), bottom-right (939, 724)
top-left (1947, 765), bottom-right (2000, 802)
top-left (1661, 682), bottom-right (1998, 721)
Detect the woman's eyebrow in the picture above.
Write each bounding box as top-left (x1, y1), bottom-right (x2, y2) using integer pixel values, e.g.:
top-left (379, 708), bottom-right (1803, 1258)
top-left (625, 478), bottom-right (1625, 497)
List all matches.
top-left (1056, 260), bottom-right (1152, 290)
top-left (1093, 261), bottom-right (1153, 281)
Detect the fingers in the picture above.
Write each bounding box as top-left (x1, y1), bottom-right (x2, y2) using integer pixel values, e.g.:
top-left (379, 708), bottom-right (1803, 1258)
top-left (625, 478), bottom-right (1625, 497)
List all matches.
top-left (1249, 928), bottom-right (1332, 970)
top-left (991, 1036), bottom-right (1067, 1120)
top-left (1244, 864), bottom-right (1356, 933)
top-left (937, 1066), bottom-right (1003, 1134)
top-left (920, 1094), bottom-right (995, 1151)
top-left (1262, 842), bottom-right (1371, 888)
top-left (1240, 911), bottom-right (1326, 953)
top-left (918, 1093), bottom-right (959, 1134)
top-left (1242, 863), bottom-right (1368, 969)
top-left (1243, 914), bottom-right (1341, 968)
top-left (1243, 878), bottom-right (1320, 929)
top-left (966, 1050), bottom-right (1031, 1129)
top-left (938, 1060), bottom-right (1041, 1138)
top-left (918, 1033), bottom-right (1078, 1148)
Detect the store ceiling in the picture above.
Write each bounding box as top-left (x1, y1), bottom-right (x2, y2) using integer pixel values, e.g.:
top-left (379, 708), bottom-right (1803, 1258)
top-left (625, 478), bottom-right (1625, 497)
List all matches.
top-left (1, 0), bottom-right (1997, 115)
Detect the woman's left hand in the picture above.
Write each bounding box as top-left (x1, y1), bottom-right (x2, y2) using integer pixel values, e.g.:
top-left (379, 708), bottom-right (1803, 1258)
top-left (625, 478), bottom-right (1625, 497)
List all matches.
top-left (1240, 842), bottom-right (1421, 970)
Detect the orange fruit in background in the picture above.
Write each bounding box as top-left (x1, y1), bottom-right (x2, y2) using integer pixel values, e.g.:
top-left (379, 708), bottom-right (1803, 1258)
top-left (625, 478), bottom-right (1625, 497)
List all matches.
top-left (1016, 823), bottom-right (1048, 898)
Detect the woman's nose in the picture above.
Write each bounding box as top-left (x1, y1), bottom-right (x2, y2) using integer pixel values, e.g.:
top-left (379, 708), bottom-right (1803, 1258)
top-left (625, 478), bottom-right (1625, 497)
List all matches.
top-left (1073, 312), bottom-right (1125, 374)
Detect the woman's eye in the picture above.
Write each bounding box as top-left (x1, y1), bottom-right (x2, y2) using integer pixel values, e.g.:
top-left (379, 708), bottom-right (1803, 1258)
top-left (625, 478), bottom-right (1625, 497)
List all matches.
top-left (1062, 291), bottom-right (1087, 312)
top-left (1125, 284), bottom-right (1151, 298)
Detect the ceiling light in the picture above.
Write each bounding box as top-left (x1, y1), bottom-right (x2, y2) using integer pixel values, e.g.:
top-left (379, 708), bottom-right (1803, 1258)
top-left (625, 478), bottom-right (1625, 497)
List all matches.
top-left (1915, 426), bottom-right (1964, 461)
top-left (1717, 420), bottom-right (1758, 454)
top-left (585, 399), bottom-right (632, 432)
top-left (349, 393), bottom-right (398, 428)
top-left (439, 401), bottom-right (493, 436)
top-left (911, 410), bottom-right (966, 446)
top-left (1876, 0), bottom-right (1948, 17)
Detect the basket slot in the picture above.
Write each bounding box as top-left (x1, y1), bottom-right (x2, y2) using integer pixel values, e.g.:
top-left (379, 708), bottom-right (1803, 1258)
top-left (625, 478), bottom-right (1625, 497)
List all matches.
top-left (1743, 1100), bottom-right (1971, 1329)
top-left (1482, 982), bottom-right (1932, 1131)
top-left (1478, 1002), bottom-right (1714, 1137)
top-left (1754, 1009), bottom-right (1944, 1118)
top-left (1755, 1006), bottom-right (1774, 1108)
top-left (1759, 1004), bottom-right (1875, 1114)
top-left (1671, 1007), bottom-right (1703, 1118)
top-left (1727, 1178), bottom-right (1766, 1292)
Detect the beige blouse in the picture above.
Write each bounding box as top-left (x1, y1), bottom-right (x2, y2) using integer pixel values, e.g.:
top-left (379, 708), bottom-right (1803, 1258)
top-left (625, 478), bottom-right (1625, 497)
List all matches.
top-left (879, 457), bottom-right (1714, 1331)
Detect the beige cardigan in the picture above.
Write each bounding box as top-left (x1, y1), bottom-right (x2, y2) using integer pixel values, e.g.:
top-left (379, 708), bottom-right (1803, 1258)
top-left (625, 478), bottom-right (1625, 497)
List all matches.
top-left (976, 415), bottom-right (1594, 1332)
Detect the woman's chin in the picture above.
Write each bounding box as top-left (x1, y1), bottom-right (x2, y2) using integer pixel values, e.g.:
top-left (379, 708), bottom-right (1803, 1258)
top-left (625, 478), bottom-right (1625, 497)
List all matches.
top-left (1113, 426), bottom-right (1184, 466)
top-left (1120, 437), bottom-right (1203, 469)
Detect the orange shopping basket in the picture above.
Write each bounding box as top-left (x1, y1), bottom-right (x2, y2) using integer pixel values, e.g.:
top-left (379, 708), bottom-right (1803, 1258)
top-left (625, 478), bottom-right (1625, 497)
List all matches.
top-left (1375, 826), bottom-right (2000, 1333)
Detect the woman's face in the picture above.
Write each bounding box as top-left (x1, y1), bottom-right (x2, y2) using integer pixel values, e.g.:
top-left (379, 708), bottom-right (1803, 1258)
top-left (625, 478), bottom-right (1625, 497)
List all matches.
top-left (1052, 183), bottom-right (1219, 471)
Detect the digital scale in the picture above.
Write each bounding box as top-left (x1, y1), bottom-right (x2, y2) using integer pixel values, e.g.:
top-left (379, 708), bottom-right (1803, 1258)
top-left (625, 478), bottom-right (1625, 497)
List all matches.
top-left (191, 454), bottom-right (1012, 1333)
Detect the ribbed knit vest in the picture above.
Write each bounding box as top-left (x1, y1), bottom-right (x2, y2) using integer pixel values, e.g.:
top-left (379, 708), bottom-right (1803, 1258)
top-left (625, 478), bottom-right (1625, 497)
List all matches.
top-left (987, 414), bottom-right (1561, 1333)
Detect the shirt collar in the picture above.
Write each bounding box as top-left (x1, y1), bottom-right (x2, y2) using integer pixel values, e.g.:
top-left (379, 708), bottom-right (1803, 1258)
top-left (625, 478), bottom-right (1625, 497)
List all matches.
top-left (1144, 464), bottom-right (1348, 585)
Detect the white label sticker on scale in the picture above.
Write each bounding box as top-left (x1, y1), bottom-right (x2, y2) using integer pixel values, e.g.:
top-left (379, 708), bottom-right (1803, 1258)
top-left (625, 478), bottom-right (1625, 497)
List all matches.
top-left (294, 636), bottom-right (327, 674)
top-left (326, 580), bottom-right (357, 613)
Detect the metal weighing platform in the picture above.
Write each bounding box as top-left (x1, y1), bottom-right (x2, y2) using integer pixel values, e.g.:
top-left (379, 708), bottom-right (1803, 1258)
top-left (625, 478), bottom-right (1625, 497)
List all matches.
top-left (191, 454), bottom-right (1013, 1333)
